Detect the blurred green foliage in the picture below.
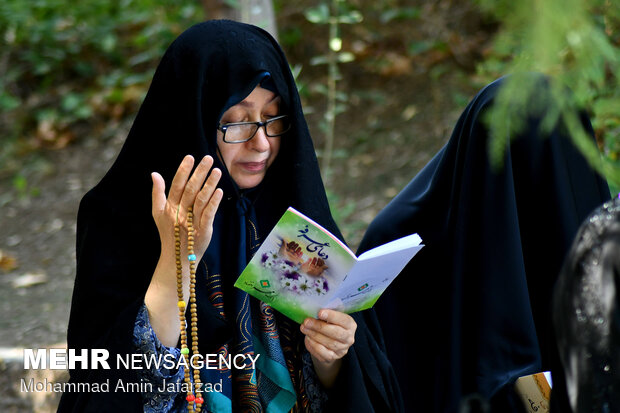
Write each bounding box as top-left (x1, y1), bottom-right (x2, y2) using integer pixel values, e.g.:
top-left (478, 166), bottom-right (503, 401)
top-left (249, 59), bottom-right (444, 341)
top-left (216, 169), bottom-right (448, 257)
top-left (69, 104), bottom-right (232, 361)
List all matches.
top-left (2, 0), bottom-right (618, 202)
top-left (304, 0), bottom-right (362, 175)
top-left (476, 0), bottom-right (620, 193)
top-left (0, 0), bottom-right (201, 172)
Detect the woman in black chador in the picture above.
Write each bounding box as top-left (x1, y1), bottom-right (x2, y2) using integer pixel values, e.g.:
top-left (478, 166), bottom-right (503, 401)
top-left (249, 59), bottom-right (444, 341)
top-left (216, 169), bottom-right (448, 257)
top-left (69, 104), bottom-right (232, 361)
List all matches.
top-left (58, 20), bottom-right (402, 413)
top-left (357, 76), bottom-right (610, 412)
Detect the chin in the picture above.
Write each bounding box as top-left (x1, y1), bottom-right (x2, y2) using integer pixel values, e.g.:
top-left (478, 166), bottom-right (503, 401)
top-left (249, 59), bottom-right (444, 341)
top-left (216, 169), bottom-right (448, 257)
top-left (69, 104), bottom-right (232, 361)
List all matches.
top-left (235, 173), bottom-right (266, 190)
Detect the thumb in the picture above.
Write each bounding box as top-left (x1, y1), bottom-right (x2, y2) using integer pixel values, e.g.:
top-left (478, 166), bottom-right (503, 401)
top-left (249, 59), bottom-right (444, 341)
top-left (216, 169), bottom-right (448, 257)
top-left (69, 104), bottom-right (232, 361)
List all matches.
top-left (151, 172), bottom-right (166, 216)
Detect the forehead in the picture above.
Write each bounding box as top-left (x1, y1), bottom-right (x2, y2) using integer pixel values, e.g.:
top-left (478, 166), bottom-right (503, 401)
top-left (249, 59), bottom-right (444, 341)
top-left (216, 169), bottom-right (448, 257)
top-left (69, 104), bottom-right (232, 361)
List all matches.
top-left (228, 86), bottom-right (278, 110)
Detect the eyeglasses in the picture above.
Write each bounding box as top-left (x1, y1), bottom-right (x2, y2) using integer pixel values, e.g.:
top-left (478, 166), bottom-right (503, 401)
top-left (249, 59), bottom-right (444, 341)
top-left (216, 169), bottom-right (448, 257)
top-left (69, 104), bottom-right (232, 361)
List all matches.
top-left (218, 115), bottom-right (291, 143)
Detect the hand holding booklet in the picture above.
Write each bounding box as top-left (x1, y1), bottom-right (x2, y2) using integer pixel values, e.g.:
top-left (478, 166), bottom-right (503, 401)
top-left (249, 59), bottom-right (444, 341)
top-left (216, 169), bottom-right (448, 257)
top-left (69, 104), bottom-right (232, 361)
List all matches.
top-left (234, 207), bottom-right (424, 323)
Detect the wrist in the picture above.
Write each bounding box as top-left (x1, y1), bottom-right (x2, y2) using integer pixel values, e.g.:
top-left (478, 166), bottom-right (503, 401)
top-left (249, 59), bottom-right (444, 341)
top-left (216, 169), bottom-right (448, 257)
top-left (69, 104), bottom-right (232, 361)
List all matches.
top-left (311, 355), bottom-right (342, 389)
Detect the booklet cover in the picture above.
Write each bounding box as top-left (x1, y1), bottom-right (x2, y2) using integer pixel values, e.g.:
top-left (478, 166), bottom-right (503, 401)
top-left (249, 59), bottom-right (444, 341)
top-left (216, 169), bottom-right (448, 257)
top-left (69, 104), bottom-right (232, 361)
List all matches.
top-left (234, 207), bottom-right (424, 323)
top-left (514, 371), bottom-right (552, 413)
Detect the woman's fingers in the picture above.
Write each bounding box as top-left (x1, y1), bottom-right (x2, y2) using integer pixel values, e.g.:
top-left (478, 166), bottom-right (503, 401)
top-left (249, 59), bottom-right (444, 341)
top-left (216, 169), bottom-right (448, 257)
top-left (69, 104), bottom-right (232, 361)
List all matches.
top-left (179, 156), bottom-right (214, 212)
top-left (200, 188), bottom-right (223, 230)
top-left (304, 336), bottom-right (338, 363)
top-left (152, 155), bottom-right (223, 251)
top-left (300, 310), bottom-right (356, 360)
top-left (151, 172), bottom-right (166, 217)
top-left (317, 309), bottom-right (357, 332)
top-left (302, 326), bottom-right (350, 355)
top-left (167, 155), bottom-right (195, 207)
top-left (194, 167), bottom-right (222, 221)
top-left (301, 318), bottom-right (354, 347)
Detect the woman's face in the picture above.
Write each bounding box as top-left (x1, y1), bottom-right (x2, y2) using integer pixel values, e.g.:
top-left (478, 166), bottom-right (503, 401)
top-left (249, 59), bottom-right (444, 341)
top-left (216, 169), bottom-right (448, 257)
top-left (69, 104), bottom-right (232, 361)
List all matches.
top-left (217, 86), bottom-right (282, 189)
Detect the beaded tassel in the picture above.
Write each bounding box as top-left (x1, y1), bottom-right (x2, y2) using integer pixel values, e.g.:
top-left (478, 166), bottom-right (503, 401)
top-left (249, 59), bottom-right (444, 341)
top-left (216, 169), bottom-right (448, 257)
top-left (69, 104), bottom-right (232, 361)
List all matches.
top-left (176, 207), bottom-right (203, 412)
top-left (187, 208), bottom-right (204, 410)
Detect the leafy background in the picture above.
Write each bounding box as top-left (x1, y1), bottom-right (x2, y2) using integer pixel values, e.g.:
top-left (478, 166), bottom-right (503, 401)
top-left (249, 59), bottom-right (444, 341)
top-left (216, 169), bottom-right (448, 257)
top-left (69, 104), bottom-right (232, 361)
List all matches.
top-left (1, 0), bottom-right (617, 240)
top-left (0, 0), bottom-right (618, 410)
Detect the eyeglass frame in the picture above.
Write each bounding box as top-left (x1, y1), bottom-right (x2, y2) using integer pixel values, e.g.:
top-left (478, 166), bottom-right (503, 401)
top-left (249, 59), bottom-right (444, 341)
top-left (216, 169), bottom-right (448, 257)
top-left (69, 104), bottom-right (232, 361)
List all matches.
top-left (217, 114), bottom-right (291, 143)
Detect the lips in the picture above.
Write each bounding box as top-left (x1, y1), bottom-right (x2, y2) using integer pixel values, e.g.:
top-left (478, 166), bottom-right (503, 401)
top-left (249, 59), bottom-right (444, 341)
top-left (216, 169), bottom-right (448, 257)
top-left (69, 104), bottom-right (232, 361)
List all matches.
top-left (239, 160), bottom-right (267, 172)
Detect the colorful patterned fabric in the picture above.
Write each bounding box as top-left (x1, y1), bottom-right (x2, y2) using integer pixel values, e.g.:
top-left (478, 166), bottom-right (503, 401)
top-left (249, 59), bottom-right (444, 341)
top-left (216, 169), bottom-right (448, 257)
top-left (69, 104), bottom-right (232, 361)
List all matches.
top-left (200, 196), bottom-right (299, 412)
top-left (134, 305), bottom-right (186, 412)
top-left (133, 301), bottom-right (328, 412)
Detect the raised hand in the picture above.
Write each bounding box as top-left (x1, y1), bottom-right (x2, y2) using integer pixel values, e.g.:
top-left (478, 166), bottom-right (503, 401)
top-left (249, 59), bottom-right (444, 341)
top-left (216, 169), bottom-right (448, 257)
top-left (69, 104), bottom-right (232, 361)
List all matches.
top-left (300, 257), bottom-right (328, 277)
top-left (145, 154), bottom-right (223, 347)
top-left (278, 240), bottom-right (304, 265)
top-left (151, 155), bottom-right (223, 260)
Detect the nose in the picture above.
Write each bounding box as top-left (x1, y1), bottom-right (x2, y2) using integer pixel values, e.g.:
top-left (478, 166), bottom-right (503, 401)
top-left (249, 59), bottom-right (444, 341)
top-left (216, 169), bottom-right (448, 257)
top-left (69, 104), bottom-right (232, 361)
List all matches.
top-left (248, 126), bottom-right (270, 152)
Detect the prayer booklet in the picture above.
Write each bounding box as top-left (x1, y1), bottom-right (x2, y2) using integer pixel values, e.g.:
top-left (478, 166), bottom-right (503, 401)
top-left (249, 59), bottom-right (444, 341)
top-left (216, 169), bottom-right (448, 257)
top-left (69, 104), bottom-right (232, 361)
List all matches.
top-left (514, 371), bottom-right (552, 413)
top-left (234, 207), bottom-right (424, 323)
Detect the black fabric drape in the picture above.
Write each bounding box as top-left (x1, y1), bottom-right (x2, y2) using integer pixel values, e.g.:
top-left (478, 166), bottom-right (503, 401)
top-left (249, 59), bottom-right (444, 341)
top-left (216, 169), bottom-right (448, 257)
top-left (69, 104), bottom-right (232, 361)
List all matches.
top-left (357, 76), bottom-right (610, 412)
top-left (58, 20), bottom-right (401, 412)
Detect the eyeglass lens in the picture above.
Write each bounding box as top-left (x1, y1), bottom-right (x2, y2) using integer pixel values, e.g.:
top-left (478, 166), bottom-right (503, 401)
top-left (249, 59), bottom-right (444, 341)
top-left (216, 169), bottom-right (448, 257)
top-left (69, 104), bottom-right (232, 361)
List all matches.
top-left (225, 117), bottom-right (289, 142)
